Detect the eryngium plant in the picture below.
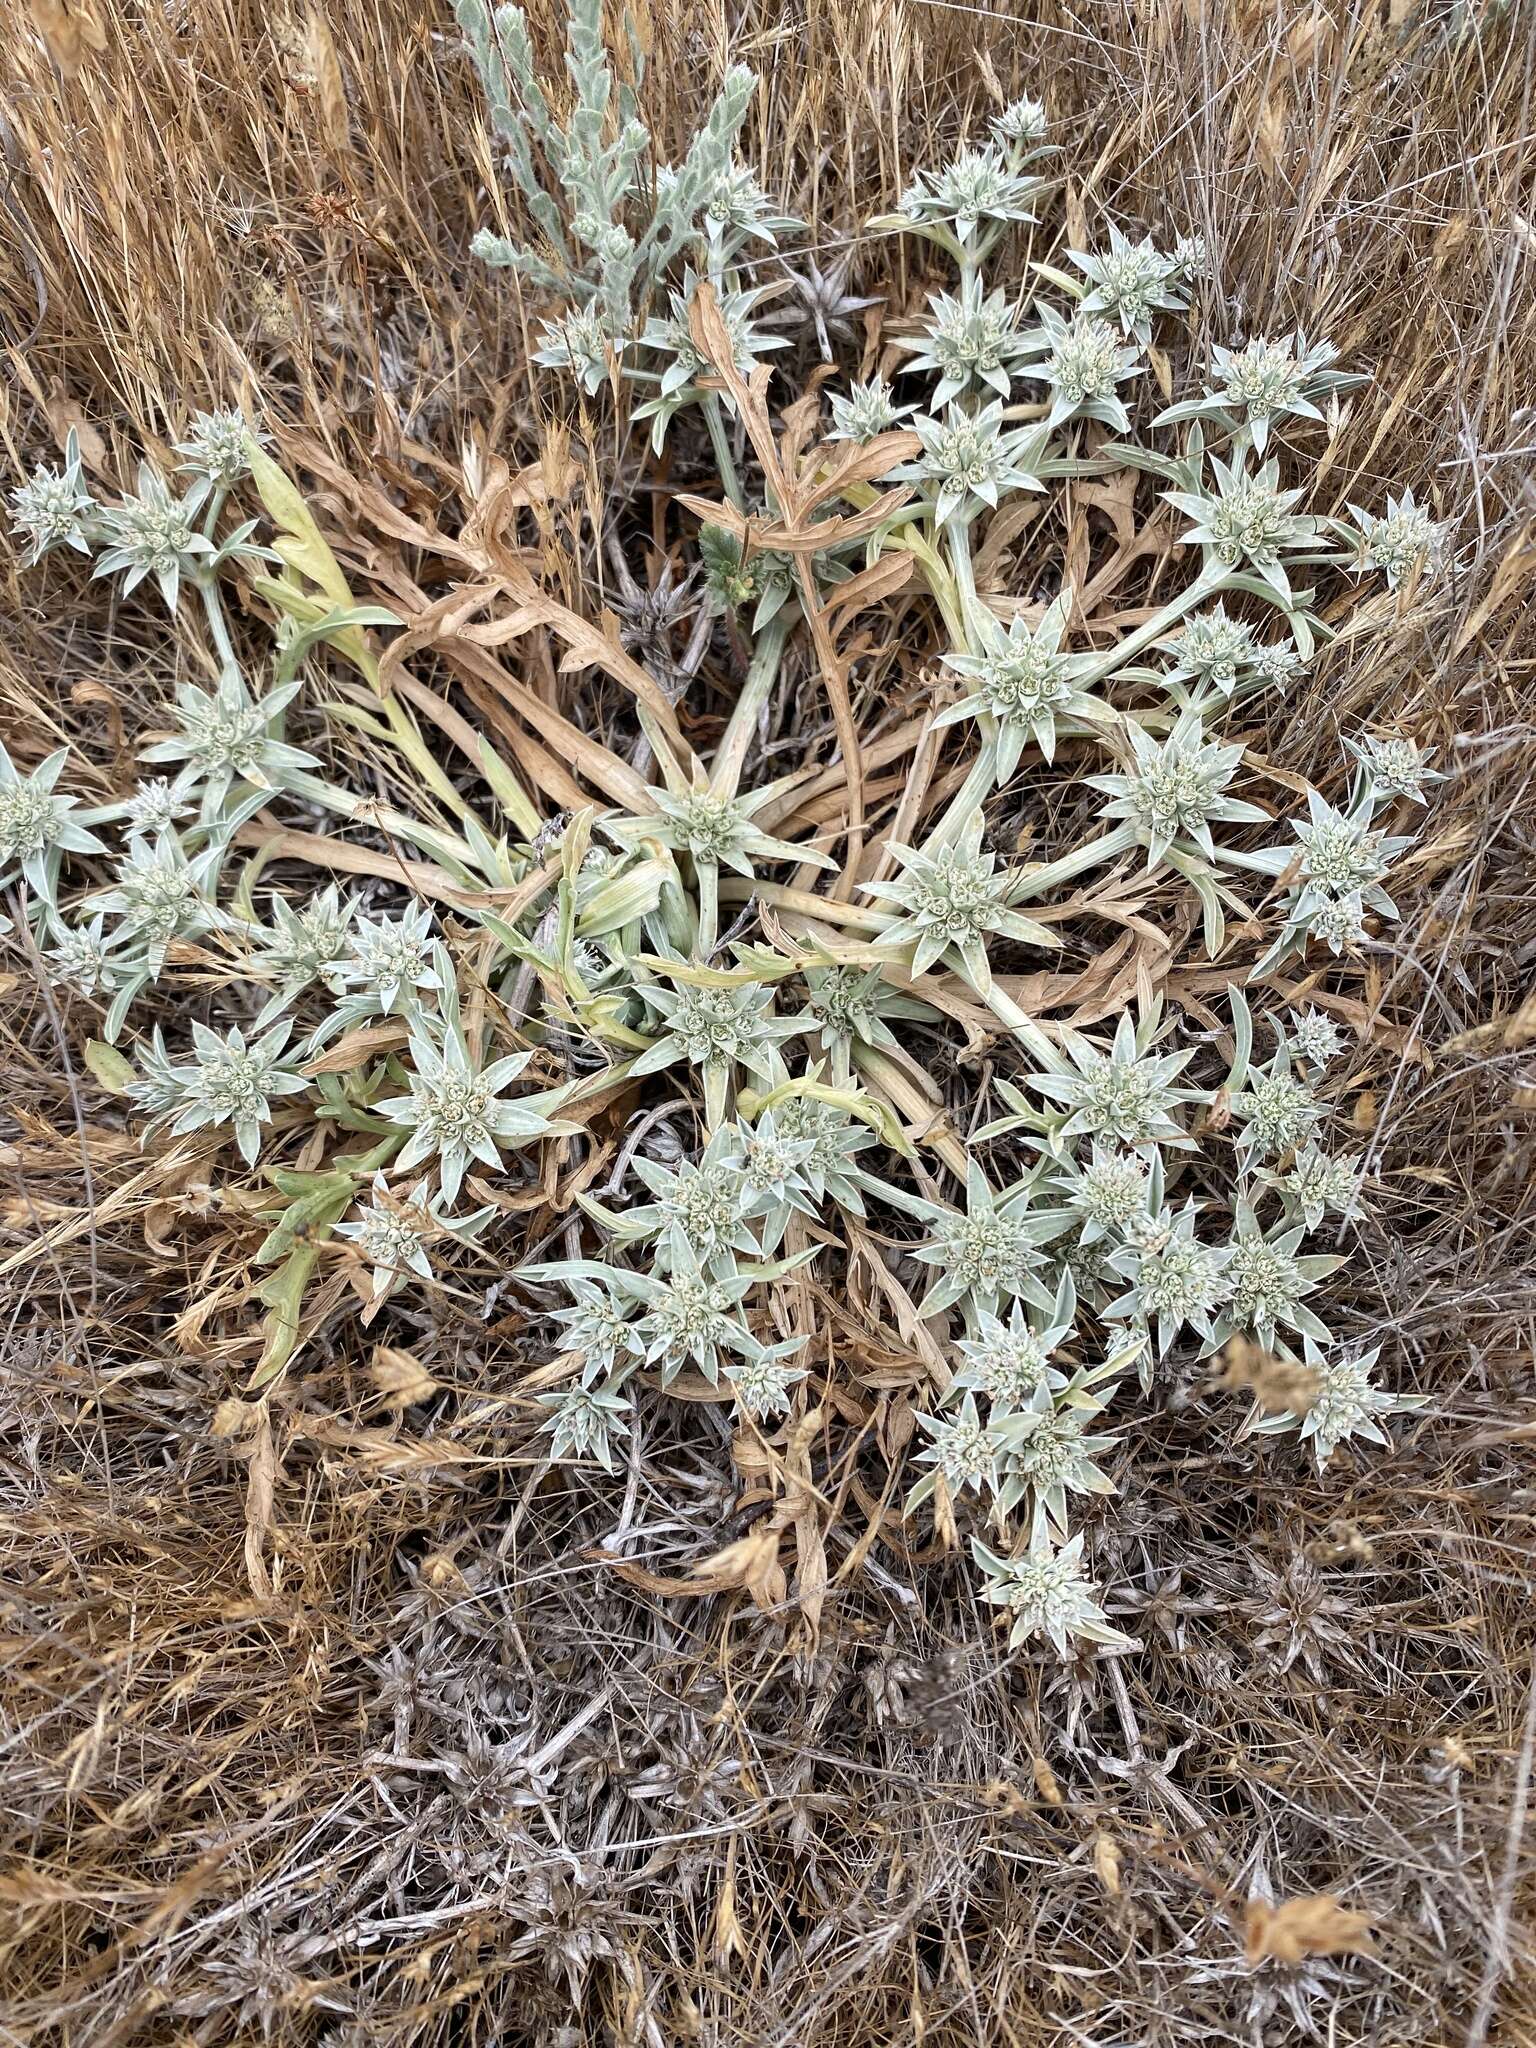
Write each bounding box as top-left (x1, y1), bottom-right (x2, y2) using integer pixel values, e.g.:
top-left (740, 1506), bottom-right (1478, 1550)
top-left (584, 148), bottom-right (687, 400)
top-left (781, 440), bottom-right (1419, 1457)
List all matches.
top-left (11, 84), bottom-right (1442, 1657)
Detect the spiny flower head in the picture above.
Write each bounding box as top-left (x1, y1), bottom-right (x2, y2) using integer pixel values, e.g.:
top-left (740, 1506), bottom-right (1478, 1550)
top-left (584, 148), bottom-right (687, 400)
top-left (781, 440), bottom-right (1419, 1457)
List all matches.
top-left (1350, 732), bottom-right (1442, 805)
top-left (955, 1298), bottom-right (1073, 1409)
top-left (898, 144), bottom-right (1042, 244)
top-left (910, 1393), bottom-right (1005, 1506)
top-left (796, 961), bottom-right (933, 1060)
top-left (1170, 232), bottom-right (1209, 280)
top-left (250, 886), bottom-right (354, 1015)
top-left (140, 674), bottom-right (314, 812)
top-left (996, 1385), bottom-right (1118, 1537)
top-left (1036, 1011), bottom-right (1200, 1150)
top-left (936, 595), bottom-right (1100, 774)
top-left (827, 376), bottom-right (913, 443)
top-left (1263, 1345), bottom-right (1418, 1470)
top-left (91, 833), bottom-right (224, 977)
top-left (1167, 452), bottom-right (1317, 601)
top-left (337, 1173), bottom-right (437, 1294)
top-left (1087, 711), bottom-right (1262, 866)
top-left (533, 303), bottom-right (621, 395)
top-left (1160, 604), bottom-right (1258, 695)
top-left (1230, 1054), bottom-right (1324, 1162)
top-left (547, 1276), bottom-right (646, 1386)
top-left (0, 744), bottom-right (105, 905)
top-left (634, 777), bottom-right (827, 878)
top-left (8, 431), bottom-right (96, 565)
top-left (175, 408), bottom-right (265, 487)
top-left (1105, 1201), bottom-right (1231, 1354)
top-left (92, 464), bottom-right (215, 610)
top-left (893, 400), bottom-right (1044, 525)
top-left (634, 1244), bottom-right (758, 1385)
top-left (119, 778), bottom-right (192, 840)
top-left (1346, 489), bottom-right (1444, 589)
top-left (1056, 1142), bottom-right (1153, 1243)
top-left (341, 905), bottom-right (442, 1015)
top-left (1265, 1144), bottom-right (1365, 1232)
top-left (44, 912), bottom-right (119, 998)
top-left (772, 1089), bottom-right (876, 1209)
top-left (378, 1017), bottom-right (574, 1204)
top-left (1070, 226), bottom-right (1184, 342)
top-left (971, 1532), bottom-right (1134, 1655)
top-left (127, 1018), bottom-right (308, 1166)
top-left (633, 968), bottom-right (801, 1086)
top-left (898, 276), bottom-right (1035, 406)
top-left (1220, 1212), bottom-right (1326, 1348)
top-left (726, 1342), bottom-right (809, 1420)
top-left (861, 814), bottom-right (1053, 987)
top-left (1291, 793), bottom-right (1401, 897)
top-left (1307, 890), bottom-right (1372, 953)
top-left (910, 1162), bottom-right (1065, 1315)
top-left (621, 1143), bottom-right (758, 1266)
top-left (538, 1381), bottom-right (632, 1470)
top-left (991, 95), bottom-right (1049, 150)
top-left (694, 161), bottom-right (803, 248)
top-left (1284, 1006), bottom-right (1348, 1068)
top-left (1026, 302), bottom-right (1142, 431)
top-left (1157, 333), bottom-right (1361, 454)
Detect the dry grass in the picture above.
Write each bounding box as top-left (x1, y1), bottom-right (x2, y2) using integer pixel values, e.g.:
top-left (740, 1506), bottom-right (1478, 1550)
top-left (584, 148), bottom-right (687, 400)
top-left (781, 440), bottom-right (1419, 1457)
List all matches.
top-left (3, 0), bottom-right (1536, 2042)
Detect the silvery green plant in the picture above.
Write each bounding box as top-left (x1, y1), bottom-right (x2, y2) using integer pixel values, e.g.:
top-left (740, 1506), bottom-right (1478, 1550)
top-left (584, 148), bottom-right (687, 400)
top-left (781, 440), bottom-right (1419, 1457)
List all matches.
top-left (8, 93), bottom-right (1443, 1659)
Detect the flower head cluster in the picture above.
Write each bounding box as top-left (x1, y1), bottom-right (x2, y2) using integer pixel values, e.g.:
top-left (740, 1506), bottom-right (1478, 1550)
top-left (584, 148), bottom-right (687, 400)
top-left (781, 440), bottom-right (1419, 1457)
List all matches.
top-left (909, 1164), bottom-right (1066, 1316)
top-left (90, 833), bottom-right (225, 978)
top-left (954, 1297), bottom-right (1073, 1410)
top-left (897, 277), bottom-right (1036, 406)
top-left (827, 376), bottom-right (913, 444)
top-left (1349, 733), bottom-right (1442, 805)
top-left (892, 401), bottom-right (1045, 525)
top-left (128, 1019), bottom-right (308, 1166)
top-left (1106, 1201), bottom-right (1232, 1356)
top-left (898, 145), bottom-right (1042, 245)
top-left (1167, 452), bottom-right (1318, 601)
top-left (378, 1015), bottom-right (574, 1202)
top-left (8, 431), bottom-right (96, 565)
top-left (971, 1533), bottom-right (1134, 1655)
top-left (861, 816), bottom-right (1052, 986)
top-left (0, 744), bottom-right (105, 908)
top-left (533, 303), bottom-right (621, 394)
top-left (1035, 1012), bottom-right (1202, 1150)
top-left (936, 597), bottom-right (1101, 775)
top-left (140, 675), bottom-right (314, 816)
top-left (1087, 711), bottom-right (1264, 867)
top-left (1255, 1345), bottom-right (1420, 1470)
top-left (1070, 227), bottom-right (1184, 343)
top-left (1230, 1052), bottom-right (1325, 1163)
top-left (1346, 489), bottom-right (1444, 588)
top-left (1155, 333), bottom-right (1362, 452)
top-left (1025, 301), bottom-right (1143, 431)
top-left (1157, 605), bottom-right (1303, 705)
top-left (175, 408), bottom-right (264, 486)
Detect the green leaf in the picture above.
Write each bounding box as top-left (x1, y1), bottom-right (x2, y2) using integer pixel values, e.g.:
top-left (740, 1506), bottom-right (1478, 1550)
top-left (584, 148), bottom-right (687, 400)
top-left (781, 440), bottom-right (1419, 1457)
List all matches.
top-left (83, 1039), bottom-right (135, 1094)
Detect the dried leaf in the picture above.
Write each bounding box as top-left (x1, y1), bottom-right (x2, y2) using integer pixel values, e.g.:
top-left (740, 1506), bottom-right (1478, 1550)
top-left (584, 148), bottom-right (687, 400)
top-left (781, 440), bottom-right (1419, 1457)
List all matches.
top-left (1215, 1335), bottom-right (1321, 1416)
top-left (370, 1346), bottom-right (439, 1408)
top-left (29, 0), bottom-right (106, 75)
top-left (1244, 1893), bottom-right (1375, 1966)
top-left (1092, 1832), bottom-right (1123, 1896)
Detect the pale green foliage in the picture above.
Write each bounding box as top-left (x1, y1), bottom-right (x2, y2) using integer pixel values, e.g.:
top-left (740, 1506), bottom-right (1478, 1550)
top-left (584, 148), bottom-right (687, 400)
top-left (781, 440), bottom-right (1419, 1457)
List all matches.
top-left (6, 89), bottom-right (1441, 1669)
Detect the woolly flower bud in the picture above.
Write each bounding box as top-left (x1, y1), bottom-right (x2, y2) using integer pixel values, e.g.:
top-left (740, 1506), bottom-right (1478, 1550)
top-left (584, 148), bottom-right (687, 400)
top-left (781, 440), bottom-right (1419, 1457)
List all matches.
top-left (828, 376), bottom-right (910, 443)
top-left (175, 408), bottom-right (265, 487)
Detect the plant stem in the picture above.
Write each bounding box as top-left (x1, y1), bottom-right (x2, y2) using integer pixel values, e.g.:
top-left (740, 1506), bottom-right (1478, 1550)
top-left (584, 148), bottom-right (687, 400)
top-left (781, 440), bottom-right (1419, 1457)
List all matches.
top-left (710, 612), bottom-right (790, 800)
top-left (1006, 820), bottom-right (1139, 903)
top-left (701, 394), bottom-right (746, 515)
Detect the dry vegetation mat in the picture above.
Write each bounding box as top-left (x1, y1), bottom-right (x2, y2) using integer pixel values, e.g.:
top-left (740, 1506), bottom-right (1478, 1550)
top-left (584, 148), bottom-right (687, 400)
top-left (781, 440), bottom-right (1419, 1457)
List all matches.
top-left (2, 1), bottom-right (1536, 2042)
